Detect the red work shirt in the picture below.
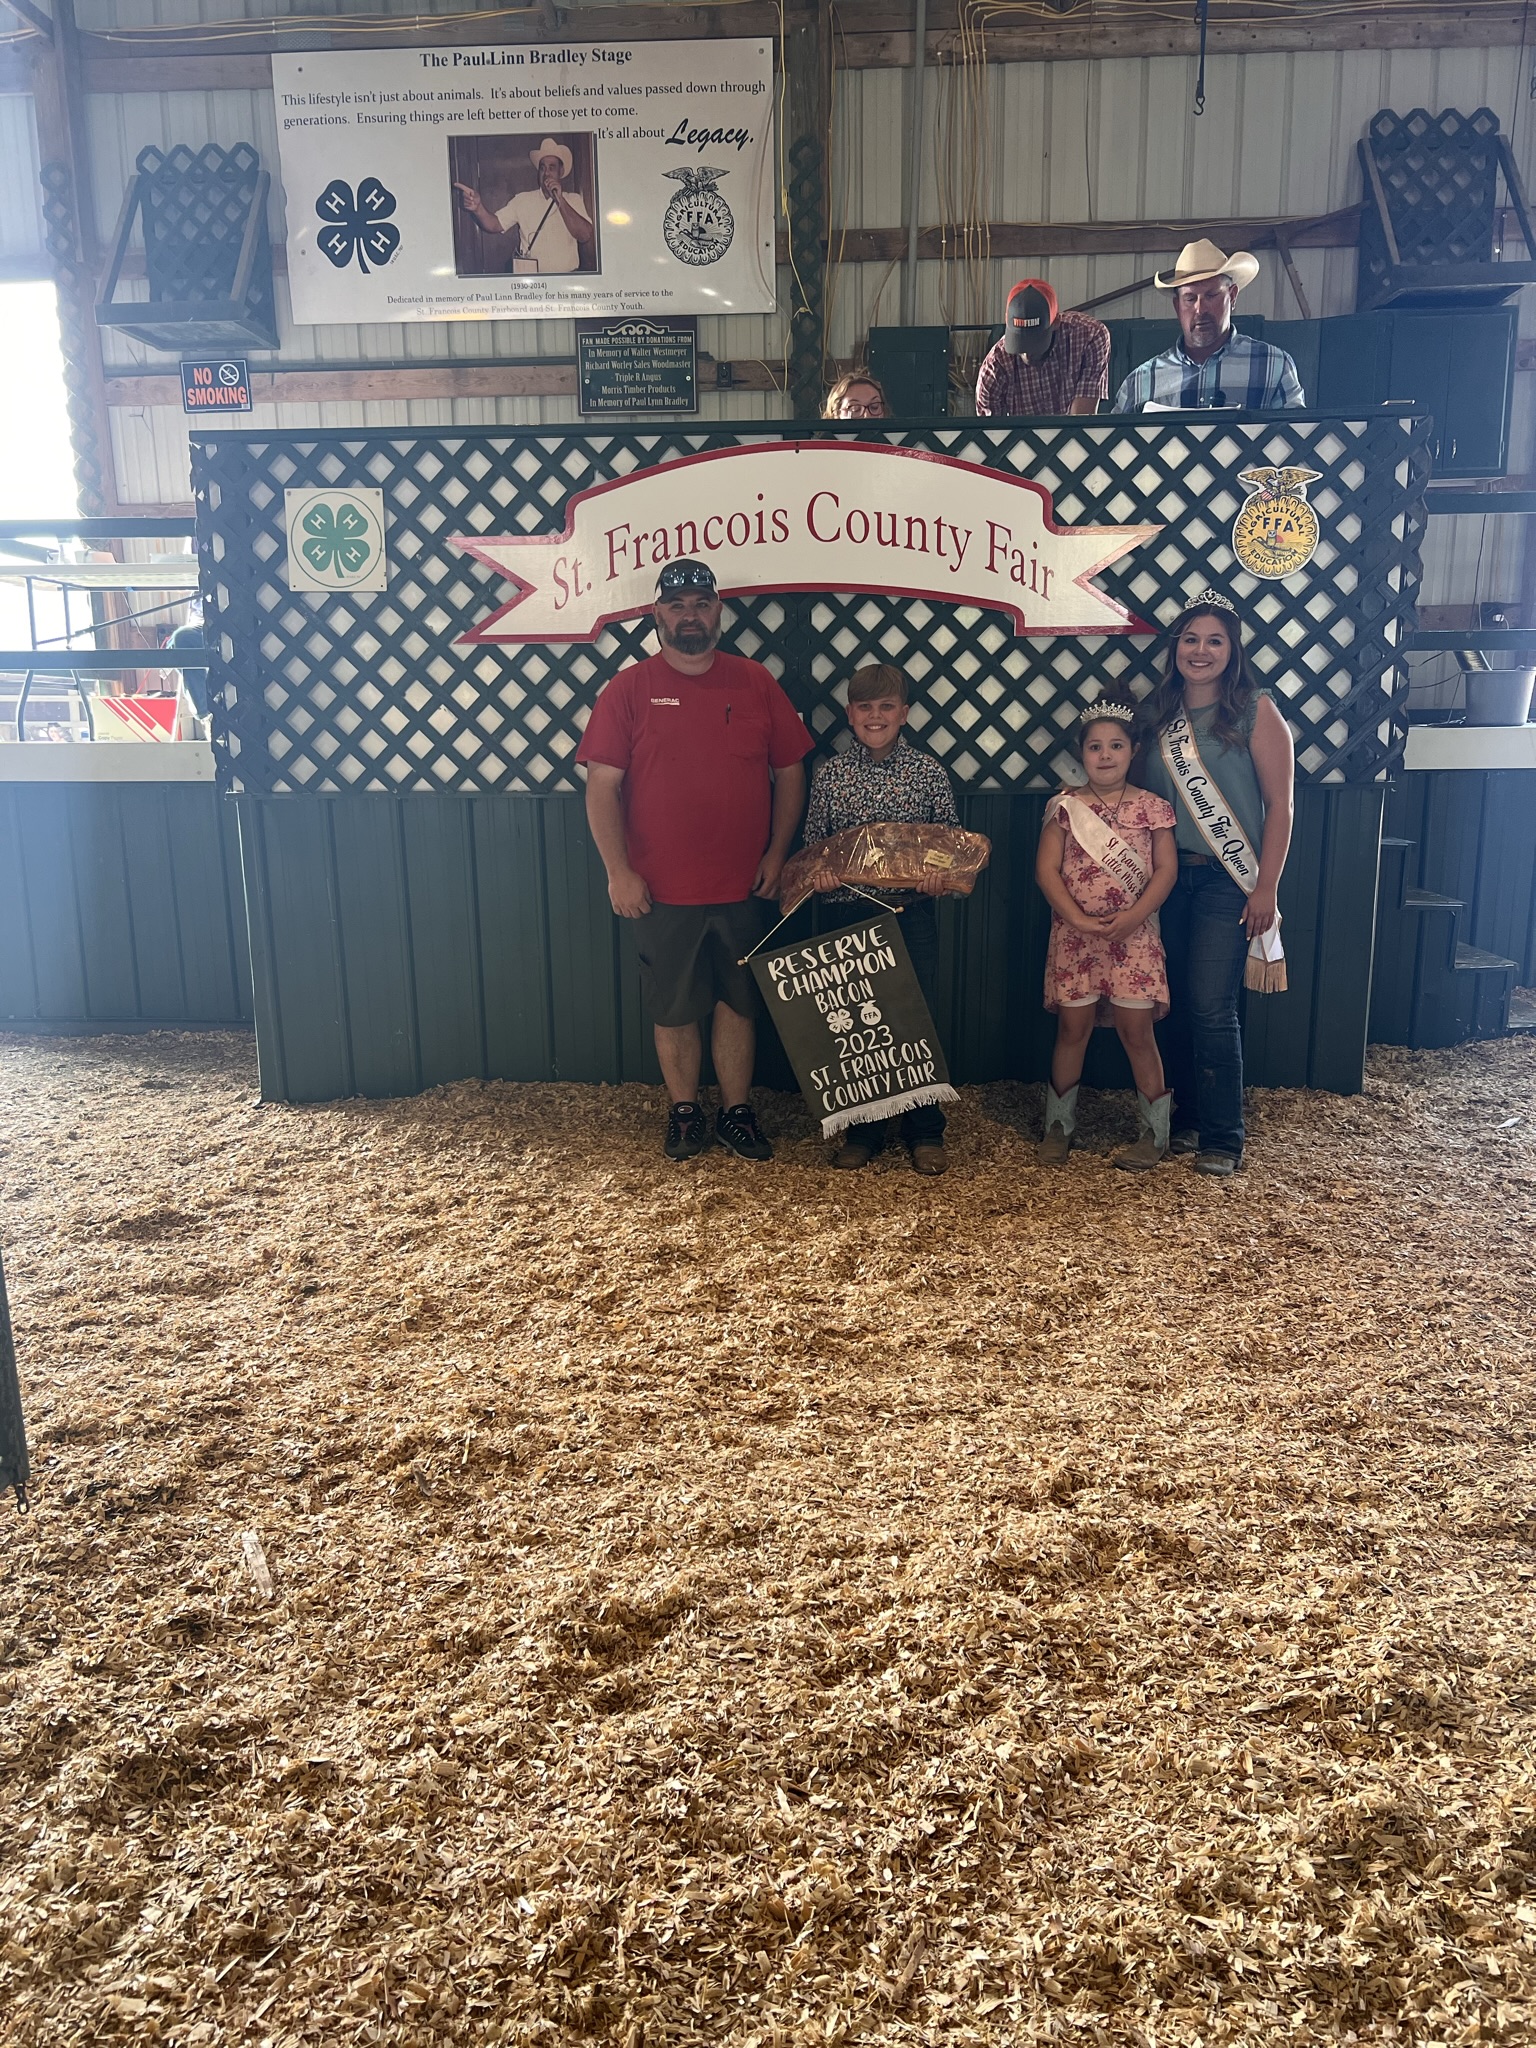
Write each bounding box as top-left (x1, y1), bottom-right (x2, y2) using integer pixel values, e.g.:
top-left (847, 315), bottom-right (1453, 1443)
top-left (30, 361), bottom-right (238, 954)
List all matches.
top-left (576, 651), bottom-right (812, 905)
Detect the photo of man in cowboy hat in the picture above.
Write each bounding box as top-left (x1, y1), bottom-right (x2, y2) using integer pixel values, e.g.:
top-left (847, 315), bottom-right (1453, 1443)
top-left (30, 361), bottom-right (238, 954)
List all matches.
top-left (452, 135), bottom-right (597, 276)
top-left (1110, 238), bottom-right (1304, 412)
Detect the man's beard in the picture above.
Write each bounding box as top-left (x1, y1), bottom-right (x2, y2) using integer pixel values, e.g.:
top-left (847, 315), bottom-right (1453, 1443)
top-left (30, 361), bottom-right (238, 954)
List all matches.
top-left (661, 620), bottom-right (719, 654)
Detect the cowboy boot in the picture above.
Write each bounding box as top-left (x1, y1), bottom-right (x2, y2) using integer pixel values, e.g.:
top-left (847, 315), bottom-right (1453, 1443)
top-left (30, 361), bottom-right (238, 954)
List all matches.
top-left (1036, 1084), bottom-right (1078, 1166)
top-left (1114, 1090), bottom-right (1172, 1172)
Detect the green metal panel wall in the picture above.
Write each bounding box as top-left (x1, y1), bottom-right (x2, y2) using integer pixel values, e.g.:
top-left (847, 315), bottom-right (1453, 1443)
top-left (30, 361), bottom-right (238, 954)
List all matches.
top-left (237, 785), bottom-right (1383, 1105)
top-left (1386, 770), bottom-right (1536, 984)
top-left (0, 781), bottom-right (252, 1031)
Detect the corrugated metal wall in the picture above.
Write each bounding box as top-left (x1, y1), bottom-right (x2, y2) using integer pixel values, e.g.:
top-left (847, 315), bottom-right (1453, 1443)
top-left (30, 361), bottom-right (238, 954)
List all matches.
top-left (4, 26), bottom-right (1533, 589)
top-left (0, 780), bottom-right (252, 1030)
top-left (0, 93), bottom-right (43, 270)
top-left (23, 35), bottom-right (1536, 507)
top-left (829, 44), bottom-right (1536, 335)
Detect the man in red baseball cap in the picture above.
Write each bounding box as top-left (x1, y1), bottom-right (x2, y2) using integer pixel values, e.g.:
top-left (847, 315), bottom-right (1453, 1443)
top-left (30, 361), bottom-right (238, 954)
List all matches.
top-left (974, 278), bottom-right (1110, 418)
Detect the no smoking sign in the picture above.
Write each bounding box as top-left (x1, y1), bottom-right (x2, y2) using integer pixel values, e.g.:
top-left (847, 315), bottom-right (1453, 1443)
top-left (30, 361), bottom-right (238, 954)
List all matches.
top-left (180, 358), bottom-right (253, 414)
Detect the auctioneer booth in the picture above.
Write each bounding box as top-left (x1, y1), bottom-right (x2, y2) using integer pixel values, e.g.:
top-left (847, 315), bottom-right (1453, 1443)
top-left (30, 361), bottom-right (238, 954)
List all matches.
top-left (192, 409), bottom-right (1430, 1104)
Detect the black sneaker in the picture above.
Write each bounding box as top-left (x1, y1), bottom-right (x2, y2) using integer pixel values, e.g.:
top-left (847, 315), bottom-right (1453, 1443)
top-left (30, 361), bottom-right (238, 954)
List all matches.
top-left (714, 1102), bottom-right (773, 1161)
top-left (664, 1101), bottom-right (711, 1161)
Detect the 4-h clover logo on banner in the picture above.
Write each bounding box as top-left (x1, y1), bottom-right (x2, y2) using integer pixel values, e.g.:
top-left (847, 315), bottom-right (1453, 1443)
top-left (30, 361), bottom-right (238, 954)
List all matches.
top-left (283, 487), bottom-right (389, 594)
top-left (315, 177), bottom-right (400, 274)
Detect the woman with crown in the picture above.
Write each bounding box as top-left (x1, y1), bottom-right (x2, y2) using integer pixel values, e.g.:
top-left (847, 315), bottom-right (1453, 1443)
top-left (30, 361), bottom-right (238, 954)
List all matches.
top-left (1035, 697), bottom-right (1179, 1170)
top-left (1134, 590), bottom-right (1296, 1177)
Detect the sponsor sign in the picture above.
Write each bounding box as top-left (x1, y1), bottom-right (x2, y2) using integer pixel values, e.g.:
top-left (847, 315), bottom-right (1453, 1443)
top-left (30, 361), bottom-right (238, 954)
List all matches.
top-left (577, 315), bottom-right (697, 415)
top-left (180, 359), bottom-right (252, 414)
top-left (749, 915), bottom-right (958, 1138)
top-left (271, 41), bottom-right (775, 324)
top-left (452, 441), bottom-right (1159, 644)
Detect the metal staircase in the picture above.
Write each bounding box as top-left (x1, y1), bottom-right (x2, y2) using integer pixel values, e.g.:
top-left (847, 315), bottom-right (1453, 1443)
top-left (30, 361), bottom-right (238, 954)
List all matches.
top-left (1370, 833), bottom-right (1528, 1048)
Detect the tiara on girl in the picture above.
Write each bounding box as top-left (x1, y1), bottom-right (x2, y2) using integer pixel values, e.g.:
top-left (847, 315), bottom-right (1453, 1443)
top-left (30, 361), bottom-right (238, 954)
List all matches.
top-left (1078, 699), bottom-right (1136, 725)
top-left (1190, 587), bottom-right (1237, 615)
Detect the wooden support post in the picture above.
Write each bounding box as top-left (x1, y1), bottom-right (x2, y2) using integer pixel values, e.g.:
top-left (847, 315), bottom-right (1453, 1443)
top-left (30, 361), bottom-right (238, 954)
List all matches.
top-left (782, 3), bottom-right (830, 421)
top-left (30, 0), bottom-right (122, 517)
top-left (0, 1244), bottom-right (29, 1512)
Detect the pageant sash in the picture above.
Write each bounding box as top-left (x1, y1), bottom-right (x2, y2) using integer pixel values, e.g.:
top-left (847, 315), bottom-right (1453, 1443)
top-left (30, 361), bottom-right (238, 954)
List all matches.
top-left (1051, 793), bottom-right (1151, 897)
top-left (1158, 713), bottom-right (1286, 993)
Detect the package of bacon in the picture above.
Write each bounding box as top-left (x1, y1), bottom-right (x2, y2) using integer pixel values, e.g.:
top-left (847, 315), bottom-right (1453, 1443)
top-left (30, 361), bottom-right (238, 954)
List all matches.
top-left (778, 822), bottom-right (992, 916)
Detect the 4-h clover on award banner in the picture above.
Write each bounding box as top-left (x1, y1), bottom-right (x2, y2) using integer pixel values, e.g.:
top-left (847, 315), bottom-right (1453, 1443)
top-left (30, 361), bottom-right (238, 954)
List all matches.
top-left (750, 917), bottom-right (958, 1139)
top-left (271, 41), bottom-right (774, 324)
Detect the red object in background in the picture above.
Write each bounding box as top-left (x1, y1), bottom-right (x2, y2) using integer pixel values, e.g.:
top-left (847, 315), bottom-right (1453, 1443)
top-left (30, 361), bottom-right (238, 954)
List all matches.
top-left (93, 695), bottom-right (180, 740)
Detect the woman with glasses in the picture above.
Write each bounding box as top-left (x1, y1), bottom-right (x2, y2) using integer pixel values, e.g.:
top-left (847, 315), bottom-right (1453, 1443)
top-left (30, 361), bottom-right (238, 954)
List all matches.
top-left (822, 373), bottom-right (892, 421)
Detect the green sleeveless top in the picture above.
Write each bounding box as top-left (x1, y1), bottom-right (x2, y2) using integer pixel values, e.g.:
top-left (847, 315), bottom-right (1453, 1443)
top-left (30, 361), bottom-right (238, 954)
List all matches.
top-left (1140, 689), bottom-right (1269, 858)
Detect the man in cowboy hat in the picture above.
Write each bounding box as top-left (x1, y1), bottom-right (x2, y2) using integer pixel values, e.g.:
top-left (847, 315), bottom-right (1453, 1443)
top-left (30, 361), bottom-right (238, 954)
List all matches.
top-left (1110, 238), bottom-right (1304, 412)
top-left (975, 278), bottom-right (1110, 417)
top-left (453, 138), bottom-right (594, 275)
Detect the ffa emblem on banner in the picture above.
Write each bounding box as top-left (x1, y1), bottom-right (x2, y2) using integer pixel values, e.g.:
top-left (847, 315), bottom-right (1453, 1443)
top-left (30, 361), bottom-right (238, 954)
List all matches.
top-left (663, 166), bottom-right (734, 265)
top-left (284, 487), bottom-right (389, 594)
top-left (1231, 466), bottom-right (1321, 580)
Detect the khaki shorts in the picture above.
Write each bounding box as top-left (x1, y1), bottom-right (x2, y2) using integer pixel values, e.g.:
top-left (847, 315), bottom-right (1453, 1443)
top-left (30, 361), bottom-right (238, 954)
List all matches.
top-left (637, 900), bottom-right (767, 1026)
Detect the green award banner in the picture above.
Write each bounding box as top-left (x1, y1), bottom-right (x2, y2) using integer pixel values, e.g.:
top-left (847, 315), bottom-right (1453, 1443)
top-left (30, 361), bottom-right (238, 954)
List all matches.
top-left (750, 914), bottom-right (957, 1138)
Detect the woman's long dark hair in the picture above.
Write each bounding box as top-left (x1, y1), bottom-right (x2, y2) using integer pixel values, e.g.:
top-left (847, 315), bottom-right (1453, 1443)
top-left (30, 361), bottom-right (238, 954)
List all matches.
top-left (1140, 603), bottom-right (1258, 752)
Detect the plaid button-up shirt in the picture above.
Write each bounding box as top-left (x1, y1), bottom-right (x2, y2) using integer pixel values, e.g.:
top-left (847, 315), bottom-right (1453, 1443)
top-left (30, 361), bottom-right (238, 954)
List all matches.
top-left (974, 311), bottom-right (1111, 417)
top-left (1110, 329), bottom-right (1305, 413)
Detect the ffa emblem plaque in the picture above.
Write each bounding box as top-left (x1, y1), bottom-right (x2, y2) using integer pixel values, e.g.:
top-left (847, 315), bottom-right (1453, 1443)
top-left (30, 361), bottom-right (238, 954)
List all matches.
top-left (1231, 466), bottom-right (1322, 580)
top-left (662, 165), bottom-right (735, 266)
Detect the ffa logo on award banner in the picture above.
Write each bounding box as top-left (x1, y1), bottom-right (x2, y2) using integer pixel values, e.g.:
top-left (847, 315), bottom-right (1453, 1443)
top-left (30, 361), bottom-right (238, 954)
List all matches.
top-left (284, 488), bottom-right (389, 594)
top-left (1231, 466), bottom-right (1322, 579)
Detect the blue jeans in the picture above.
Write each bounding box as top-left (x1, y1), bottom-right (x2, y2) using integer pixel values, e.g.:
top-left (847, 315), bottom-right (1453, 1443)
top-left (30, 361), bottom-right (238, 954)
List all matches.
top-left (1157, 863), bottom-right (1248, 1156)
top-left (814, 895), bottom-right (946, 1147)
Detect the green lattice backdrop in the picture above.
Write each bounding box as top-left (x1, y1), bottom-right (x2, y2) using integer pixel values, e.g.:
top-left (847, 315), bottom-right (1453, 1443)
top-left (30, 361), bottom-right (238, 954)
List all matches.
top-left (191, 412), bottom-right (1431, 796)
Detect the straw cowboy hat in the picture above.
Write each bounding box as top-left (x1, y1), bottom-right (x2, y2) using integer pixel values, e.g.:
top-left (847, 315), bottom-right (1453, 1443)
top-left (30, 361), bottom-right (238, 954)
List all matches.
top-left (529, 138), bottom-right (574, 178)
top-left (1154, 237), bottom-right (1260, 292)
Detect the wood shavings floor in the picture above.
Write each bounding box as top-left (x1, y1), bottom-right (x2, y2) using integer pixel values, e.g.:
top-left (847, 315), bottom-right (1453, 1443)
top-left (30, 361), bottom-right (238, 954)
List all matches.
top-left (1, 1031), bottom-right (1534, 2047)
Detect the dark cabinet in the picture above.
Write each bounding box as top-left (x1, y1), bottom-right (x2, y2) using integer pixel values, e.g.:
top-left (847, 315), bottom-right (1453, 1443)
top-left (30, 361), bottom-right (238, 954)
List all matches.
top-left (1315, 306), bottom-right (1516, 477)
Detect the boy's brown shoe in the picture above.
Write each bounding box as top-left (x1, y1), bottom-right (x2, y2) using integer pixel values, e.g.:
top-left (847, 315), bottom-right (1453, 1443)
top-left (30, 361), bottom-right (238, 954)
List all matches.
top-left (832, 1134), bottom-right (878, 1169)
top-left (911, 1143), bottom-right (948, 1176)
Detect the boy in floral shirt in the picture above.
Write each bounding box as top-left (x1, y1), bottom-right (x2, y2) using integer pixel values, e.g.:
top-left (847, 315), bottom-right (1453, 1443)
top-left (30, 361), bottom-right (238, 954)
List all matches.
top-left (800, 664), bottom-right (958, 1175)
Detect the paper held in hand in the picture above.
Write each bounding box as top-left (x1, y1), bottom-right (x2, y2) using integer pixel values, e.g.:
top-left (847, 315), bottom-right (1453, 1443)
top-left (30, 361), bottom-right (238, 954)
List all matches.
top-left (749, 915), bottom-right (958, 1138)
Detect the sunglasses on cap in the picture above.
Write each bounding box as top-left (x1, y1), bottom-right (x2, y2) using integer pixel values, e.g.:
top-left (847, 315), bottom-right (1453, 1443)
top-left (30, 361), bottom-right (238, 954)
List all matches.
top-left (655, 561), bottom-right (717, 596)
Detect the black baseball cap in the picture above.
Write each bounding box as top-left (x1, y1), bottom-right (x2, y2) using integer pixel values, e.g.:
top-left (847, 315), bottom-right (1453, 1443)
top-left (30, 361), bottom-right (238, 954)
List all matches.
top-left (1004, 278), bottom-right (1059, 360)
top-left (656, 558), bottom-right (717, 596)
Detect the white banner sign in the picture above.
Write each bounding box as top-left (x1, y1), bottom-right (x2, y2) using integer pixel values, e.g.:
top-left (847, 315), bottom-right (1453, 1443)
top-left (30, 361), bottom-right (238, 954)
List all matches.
top-left (271, 41), bottom-right (775, 324)
top-left (451, 443), bottom-right (1161, 643)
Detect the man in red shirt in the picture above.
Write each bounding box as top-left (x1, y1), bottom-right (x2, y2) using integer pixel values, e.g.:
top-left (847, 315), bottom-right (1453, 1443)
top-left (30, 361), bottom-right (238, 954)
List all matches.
top-left (577, 560), bottom-right (812, 1161)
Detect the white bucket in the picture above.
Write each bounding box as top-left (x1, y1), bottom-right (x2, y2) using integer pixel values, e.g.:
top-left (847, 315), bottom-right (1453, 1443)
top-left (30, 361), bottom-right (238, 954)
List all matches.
top-left (1465, 668), bottom-right (1536, 727)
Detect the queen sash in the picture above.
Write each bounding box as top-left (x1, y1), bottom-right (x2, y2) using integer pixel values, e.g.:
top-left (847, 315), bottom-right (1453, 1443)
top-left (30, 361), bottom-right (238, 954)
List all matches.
top-left (1050, 791), bottom-right (1152, 901)
top-left (1158, 712), bottom-right (1286, 993)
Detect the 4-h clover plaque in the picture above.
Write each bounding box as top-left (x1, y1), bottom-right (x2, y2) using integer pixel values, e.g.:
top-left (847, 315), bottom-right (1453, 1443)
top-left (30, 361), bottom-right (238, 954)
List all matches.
top-left (283, 487), bottom-right (389, 594)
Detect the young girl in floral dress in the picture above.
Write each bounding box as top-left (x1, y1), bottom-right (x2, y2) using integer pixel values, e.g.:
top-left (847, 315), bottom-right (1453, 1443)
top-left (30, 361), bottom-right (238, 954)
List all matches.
top-left (1035, 700), bottom-right (1178, 1170)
